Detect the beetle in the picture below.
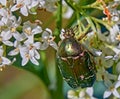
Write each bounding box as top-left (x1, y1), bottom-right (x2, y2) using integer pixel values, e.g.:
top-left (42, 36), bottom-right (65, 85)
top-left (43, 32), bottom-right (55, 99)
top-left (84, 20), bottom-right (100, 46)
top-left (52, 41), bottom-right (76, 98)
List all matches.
top-left (57, 26), bottom-right (96, 88)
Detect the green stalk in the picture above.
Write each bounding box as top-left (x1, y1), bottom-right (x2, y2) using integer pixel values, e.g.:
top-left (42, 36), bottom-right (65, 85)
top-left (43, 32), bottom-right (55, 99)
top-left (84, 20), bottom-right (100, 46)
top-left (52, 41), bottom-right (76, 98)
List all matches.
top-left (52, 1), bottom-right (64, 99)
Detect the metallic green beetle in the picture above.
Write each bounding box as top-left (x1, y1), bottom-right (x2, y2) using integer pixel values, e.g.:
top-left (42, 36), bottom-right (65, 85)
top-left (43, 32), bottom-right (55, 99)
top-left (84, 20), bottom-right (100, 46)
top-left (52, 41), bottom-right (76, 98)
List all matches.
top-left (57, 27), bottom-right (96, 88)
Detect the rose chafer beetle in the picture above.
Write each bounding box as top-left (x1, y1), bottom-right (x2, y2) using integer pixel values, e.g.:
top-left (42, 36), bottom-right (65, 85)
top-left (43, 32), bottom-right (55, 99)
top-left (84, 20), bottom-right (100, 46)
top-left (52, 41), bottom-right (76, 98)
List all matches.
top-left (57, 26), bottom-right (96, 88)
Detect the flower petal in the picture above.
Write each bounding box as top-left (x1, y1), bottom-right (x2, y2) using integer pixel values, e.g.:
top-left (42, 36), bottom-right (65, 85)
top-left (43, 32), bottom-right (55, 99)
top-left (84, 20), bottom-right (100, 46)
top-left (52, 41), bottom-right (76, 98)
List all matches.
top-left (103, 90), bottom-right (112, 98)
top-left (20, 33), bottom-right (27, 40)
top-left (79, 90), bottom-right (85, 98)
top-left (50, 41), bottom-right (58, 50)
top-left (13, 32), bottom-right (24, 41)
top-left (34, 42), bottom-right (41, 49)
top-left (29, 49), bottom-right (34, 57)
top-left (86, 87), bottom-right (93, 96)
top-left (113, 89), bottom-right (120, 98)
top-left (30, 57), bottom-right (39, 65)
top-left (20, 47), bottom-right (28, 58)
top-left (20, 6), bottom-right (28, 16)
top-left (32, 26), bottom-right (42, 34)
top-left (1, 30), bottom-right (12, 40)
top-left (40, 41), bottom-right (49, 50)
top-left (11, 5), bottom-right (19, 12)
top-left (3, 41), bottom-right (13, 46)
top-left (42, 31), bottom-right (50, 39)
top-left (14, 40), bottom-right (20, 47)
top-left (34, 50), bottom-right (40, 59)
top-left (27, 0), bottom-right (38, 9)
top-left (8, 49), bottom-right (19, 56)
top-left (45, 28), bottom-right (52, 34)
top-left (0, 0), bottom-right (7, 6)
top-left (0, 8), bottom-right (7, 16)
top-left (115, 81), bottom-right (120, 88)
top-left (24, 0), bottom-right (31, 5)
top-left (2, 57), bottom-right (11, 64)
top-left (0, 21), bottom-right (4, 26)
top-left (24, 35), bottom-right (34, 44)
top-left (22, 57), bottom-right (29, 66)
top-left (67, 90), bottom-right (76, 99)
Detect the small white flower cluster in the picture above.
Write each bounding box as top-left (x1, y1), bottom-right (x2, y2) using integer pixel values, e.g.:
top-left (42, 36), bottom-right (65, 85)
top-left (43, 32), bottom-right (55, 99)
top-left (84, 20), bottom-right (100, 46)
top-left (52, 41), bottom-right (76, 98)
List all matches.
top-left (0, 0), bottom-right (58, 68)
top-left (10, 0), bottom-right (58, 16)
top-left (103, 75), bottom-right (120, 98)
top-left (8, 21), bottom-right (57, 66)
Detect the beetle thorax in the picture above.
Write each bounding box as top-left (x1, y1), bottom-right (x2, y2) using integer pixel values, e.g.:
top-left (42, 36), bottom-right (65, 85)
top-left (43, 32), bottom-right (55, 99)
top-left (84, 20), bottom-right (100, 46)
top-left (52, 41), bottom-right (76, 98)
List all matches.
top-left (58, 37), bottom-right (83, 58)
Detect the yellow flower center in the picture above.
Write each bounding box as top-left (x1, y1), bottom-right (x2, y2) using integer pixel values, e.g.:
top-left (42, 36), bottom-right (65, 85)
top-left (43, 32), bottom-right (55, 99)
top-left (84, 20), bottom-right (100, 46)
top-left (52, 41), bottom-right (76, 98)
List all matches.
top-left (25, 54), bottom-right (30, 59)
top-left (24, 29), bottom-right (31, 35)
top-left (14, 48), bottom-right (19, 52)
top-left (116, 34), bottom-right (120, 41)
top-left (48, 36), bottom-right (55, 43)
top-left (0, 4), bottom-right (3, 9)
top-left (29, 44), bottom-right (34, 50)
top-left (11, 27), bottom-right (16, 33)
top-left (16, 3), bottom-right (23, 8)
top-left (110, 86), bottom-right (115, 92)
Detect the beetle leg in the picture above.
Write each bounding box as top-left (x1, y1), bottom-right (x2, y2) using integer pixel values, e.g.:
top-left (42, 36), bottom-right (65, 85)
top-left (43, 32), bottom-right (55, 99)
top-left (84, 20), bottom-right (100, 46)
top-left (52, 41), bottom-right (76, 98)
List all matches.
top-left (80, 51), bottom-right (85, 57)
top-left (61, 57), bottom-right (74, 67)
top-left (73, 55), bottom-right (80, 60)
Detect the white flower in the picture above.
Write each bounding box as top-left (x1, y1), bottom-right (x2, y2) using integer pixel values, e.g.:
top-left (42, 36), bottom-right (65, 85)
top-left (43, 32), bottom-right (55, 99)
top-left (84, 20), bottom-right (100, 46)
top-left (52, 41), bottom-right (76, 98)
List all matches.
top-left (79, 87), bottom-right (97, 99)
top-left (0, 0), bottom-right (7, 6)
top-left (11, 0), bottom-right (39, 16)
top-left (0, 8), bottom-right (15, 26)
top-left (20, 46), bottom-right (39, 66)
top-left (38, 0), bottom-right (57, 12)
top-left (96, 67), bottom-right (117, 87)
top-left (62, 0), bottom-right (73, 19)
top-left (38, 0), bottom-right (45, 8)
top-left (20, 36), bottom-right (40, 66)
top-left (95, 53), bottom-right (114, 68)
top-left (40, 28), bottom-right (58, 50)
top-left (108, 25), bottom-right (120, 43)
top-left (109, 47), bottom-right (120, 61)
top-left (0, 46), bottom-right (11, 68)
top-left (22, 21), bottom-right (42, 39)
top-left (67, 90), bottom-right (78, 99)
top-left (0, 30), bottom-right (13, 46)
top-left (103, 75), bottom-right (120, 98)
top-left (2, 17), bottom-right (24, 41)
top-left (97, 25), bottom-right (120, 45)
top-left (8, 40), bottom-right (22, 56)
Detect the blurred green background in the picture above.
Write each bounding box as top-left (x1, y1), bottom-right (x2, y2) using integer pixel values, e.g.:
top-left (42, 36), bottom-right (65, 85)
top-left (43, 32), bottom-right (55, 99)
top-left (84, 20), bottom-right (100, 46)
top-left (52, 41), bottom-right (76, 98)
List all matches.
top-left (0, 66), bottom-right (51, 99)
